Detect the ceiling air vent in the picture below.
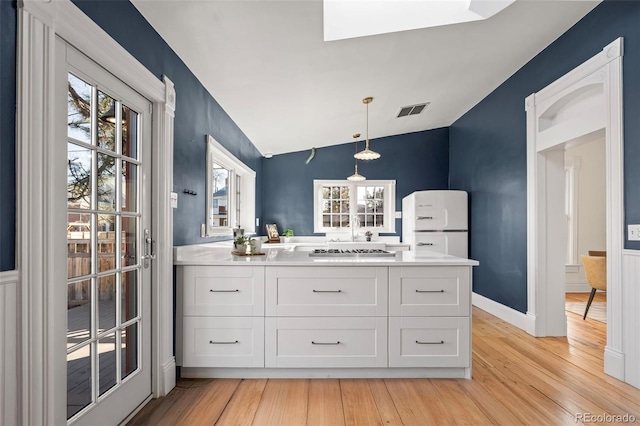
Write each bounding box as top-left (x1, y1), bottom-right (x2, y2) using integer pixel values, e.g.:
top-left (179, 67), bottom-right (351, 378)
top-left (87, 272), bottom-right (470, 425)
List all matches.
top-left (397, 102), bottom-right (430, 118)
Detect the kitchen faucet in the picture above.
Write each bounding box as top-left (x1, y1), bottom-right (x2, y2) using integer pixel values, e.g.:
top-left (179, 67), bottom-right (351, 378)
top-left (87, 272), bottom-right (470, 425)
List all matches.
top-left (351, 215), bottom-right (360, 242)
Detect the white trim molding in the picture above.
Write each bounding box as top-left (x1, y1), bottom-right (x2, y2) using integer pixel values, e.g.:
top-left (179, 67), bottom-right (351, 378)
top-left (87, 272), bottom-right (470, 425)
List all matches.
top-left (622, 250), bottom-right (640, 387)
top-left (525, 38), bottom-right (624, 381)
top-left (0, 270), bottom-right (19, 426)
top-left (472, 292), bottom-right (536, 336)
top-left (17, 1), bottom-right (176, 424)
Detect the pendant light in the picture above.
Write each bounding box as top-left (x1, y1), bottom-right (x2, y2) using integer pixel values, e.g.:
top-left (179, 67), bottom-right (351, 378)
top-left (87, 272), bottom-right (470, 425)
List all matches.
top-left (347, 133), bottom-right (366, 181)
top-left (354, 97), bottom-right (380, 160)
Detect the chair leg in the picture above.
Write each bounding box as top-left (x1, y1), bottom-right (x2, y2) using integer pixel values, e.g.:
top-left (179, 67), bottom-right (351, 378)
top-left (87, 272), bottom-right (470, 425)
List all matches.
top-left (583, 288), bottom-right (597, 320)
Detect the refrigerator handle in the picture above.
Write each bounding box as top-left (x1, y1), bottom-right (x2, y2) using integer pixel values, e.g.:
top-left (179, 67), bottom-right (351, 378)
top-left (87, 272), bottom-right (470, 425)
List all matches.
top-left (416, 216), bottom-right (434, 220)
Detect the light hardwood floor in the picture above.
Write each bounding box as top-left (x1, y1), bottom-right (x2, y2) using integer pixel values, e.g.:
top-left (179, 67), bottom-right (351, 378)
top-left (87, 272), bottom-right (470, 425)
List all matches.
top-left (130, 292), bottom-right (640, 425)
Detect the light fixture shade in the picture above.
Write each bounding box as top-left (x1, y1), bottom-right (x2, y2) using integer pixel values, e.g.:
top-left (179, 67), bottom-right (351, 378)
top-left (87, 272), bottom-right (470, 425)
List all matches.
top-left (354, 148), bottom-right (380, 161)
top-left (355, 97), bottom-right (380, 160)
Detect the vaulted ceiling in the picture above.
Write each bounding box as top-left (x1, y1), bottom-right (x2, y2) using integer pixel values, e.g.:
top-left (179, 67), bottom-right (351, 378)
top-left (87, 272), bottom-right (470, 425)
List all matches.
top-left (131, 0), bottom-right (600, 156)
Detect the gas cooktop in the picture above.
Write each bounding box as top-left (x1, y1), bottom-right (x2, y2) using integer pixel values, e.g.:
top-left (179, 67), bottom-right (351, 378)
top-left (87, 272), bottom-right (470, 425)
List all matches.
top-left (308, 248), bottom-right (396, 257)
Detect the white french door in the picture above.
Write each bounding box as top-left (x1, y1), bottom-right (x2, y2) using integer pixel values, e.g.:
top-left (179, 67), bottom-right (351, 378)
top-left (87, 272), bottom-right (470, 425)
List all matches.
top-left (59, 40), bottom-right (152, 425)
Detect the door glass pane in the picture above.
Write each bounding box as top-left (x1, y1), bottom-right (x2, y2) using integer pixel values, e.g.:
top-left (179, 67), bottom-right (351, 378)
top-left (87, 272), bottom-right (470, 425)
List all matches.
top-left (67, 345), bottom-right (92, 419)
top-left (121, 216), bottom-right (137, 267)
top-left (68, 279), bottom-right (91, 349)
top-left (67, 74), bottom-right (91, 144)
top-left (122, 105), bottom-right (138, 159)
top-left (68, 143), bottom-right (92, 210)
top-left (98, 214), bottom-right (116, 273)
top-left (98, 91), bottom-right (116, 151)
top-left (121, 271), bottom-right (138, 323)
top-left (121, 323), bottom-right (138, 380)
top-left (67, 213), bottom-right (92, 279)
top-left (98, 333), bottom-right (117, 396)
top-left (97, 153), bottom-right (117, 211)
top-left (122, 161), bottom-right (137, 213)
top-left (98, 275), bottom-right (116, 333)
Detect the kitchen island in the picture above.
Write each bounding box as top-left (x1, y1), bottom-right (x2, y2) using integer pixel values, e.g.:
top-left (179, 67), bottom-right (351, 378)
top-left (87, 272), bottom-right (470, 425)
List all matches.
top-left (175, 246), bottom-right (478, 379)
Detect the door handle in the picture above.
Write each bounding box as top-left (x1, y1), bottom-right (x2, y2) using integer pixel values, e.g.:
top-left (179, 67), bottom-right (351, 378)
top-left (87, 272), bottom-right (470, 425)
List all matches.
top-left (417, 242), bottom-right (434, 246)
top-left (142, 228), bottom-right (156, 268)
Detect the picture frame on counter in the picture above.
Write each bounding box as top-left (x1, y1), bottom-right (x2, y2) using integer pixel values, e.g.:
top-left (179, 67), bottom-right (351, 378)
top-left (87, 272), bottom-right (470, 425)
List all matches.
top-left (265, 224), bottom-right (280, 243)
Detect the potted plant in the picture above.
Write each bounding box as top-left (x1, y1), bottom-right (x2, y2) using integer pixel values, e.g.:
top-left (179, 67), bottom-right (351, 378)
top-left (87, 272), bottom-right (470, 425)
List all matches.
top-left (282, 228), bottom-right (294, 243)
top-left (365, 231), bottom-right (373, 242)
top-left (234, 235), bottom-right (250, 253)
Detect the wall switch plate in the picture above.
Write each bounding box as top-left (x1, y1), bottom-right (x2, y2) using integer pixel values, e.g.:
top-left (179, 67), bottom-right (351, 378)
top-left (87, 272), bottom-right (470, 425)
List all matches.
top-left (395, 211), bottom-right (402, 219)
top-left (256, 218), bottom-right (260, 227)
top-left (170, 192), bottom-right (178, 208)
top-left (201, 224), bottom-right (206, 238)
top-left (629, 224), bottom-right (640, 241)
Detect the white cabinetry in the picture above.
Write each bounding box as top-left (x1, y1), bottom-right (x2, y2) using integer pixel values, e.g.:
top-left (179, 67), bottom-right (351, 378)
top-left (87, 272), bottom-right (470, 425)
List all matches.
top-left (388, 266), bottom-right (471, 374)
top-left (178, 266), bottom-right (265, 368)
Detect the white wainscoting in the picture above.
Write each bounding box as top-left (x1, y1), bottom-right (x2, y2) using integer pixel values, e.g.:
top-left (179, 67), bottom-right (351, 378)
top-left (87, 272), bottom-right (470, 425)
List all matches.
top-left (622, 250), bottom-right (640, 388)
top-left (0, 270), bottom-right (19, 426)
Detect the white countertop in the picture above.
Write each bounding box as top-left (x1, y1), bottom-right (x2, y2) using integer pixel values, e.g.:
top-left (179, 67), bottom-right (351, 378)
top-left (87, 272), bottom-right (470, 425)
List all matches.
top-left (174, 245), bottom-right (478, 267)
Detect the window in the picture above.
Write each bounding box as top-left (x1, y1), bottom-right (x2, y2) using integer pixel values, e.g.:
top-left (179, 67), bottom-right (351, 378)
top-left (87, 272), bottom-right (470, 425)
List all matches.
top-left (313, 180), bottom-right (396, 233)
top-left (206, 135), bottom-right (256, 236)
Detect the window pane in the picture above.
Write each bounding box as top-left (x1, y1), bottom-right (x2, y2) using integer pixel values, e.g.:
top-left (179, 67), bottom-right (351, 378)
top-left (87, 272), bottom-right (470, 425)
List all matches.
top-left (323, 215), bottom-right (330, 227)
top-left (98, 333), bottom-right (117, 396)
top-left (67, 344), bottom-right (92, 419)
top-left (121, 271), bottom-right (138, 323)
top-left (67, 74), bottom-right (91, 144)
top-left (98, 275), bottom-right (116, 333)
top-left (122, 161), bottom-right (137, 213)
top-left (322, 187), bottom-right (330, 199)
top-left (376, 214), bottom-right (384, 227)
top-left (212, 164), bottom-right (230, 228)
top-left (68, 279), bottom-right (91, 349)
top-left (97, 91), bottom-right (116, 151)
top-left (122, 323), bottom-right (138, 380)
top-left (322, 200), bottom-right (330, 214)
top-left (68, 213), bottom-right (92, 279)
top-left (122, 104), bottom-right (138, 159)
top-left (341, 200), bottom-right (349, 213)
top-left (340, 215), bottom-right (349, 227)
top-left (121, 215), bottom-right (137, 267)
top-left (331, 186), bottom-right (340, 199)
top-left (68, 143), bottom-right (92, 210)
top-left (97, 214), bottom-right (116, 273)
top-left (97, 153), bottom-right (116, 211)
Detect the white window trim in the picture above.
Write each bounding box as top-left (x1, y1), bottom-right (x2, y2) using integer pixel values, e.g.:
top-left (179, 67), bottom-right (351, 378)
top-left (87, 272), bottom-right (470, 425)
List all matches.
top-left (313, 179), bottom-right (396, 234)
top-left (206, 135), bottom-right (256, 236)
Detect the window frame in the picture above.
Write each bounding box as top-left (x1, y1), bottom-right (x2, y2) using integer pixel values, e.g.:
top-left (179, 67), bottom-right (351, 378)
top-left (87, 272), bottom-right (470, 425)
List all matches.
top-left (206, 135), bottom-right (256, 236)
top-left (313, 179), bottom-right (396, 234)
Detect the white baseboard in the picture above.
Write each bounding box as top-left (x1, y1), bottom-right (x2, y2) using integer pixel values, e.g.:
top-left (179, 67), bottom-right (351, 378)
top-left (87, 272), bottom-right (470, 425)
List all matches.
top-left (160, 357), bottom-right (176, 397)
top-left (565, 281), bottom-right (591, 293)
top-left (604, 346), bottom-right (625, 382)
top-left (472, 292), bottom-right (536, 335)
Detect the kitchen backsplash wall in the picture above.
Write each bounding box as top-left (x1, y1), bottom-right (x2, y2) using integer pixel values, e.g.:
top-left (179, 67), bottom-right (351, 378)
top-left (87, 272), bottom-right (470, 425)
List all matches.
top-left (72, 0), bottom-right (264, 247)
top-left (262, 128), bottom-right (450, 240)
top-left (449, 0), bottom-right (640, 313)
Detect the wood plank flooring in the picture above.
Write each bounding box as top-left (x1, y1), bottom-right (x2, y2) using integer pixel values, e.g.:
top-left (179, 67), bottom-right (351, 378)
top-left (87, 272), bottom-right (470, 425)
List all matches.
top-left (130, 292), bottom-right (640, 425)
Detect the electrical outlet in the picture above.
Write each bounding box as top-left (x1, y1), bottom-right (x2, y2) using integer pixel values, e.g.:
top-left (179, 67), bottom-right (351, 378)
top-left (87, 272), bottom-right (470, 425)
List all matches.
top-left (170, 192), bottom-right (178, 208)
top-left (629, 224), bottom-right (640, 241)
top-left (395, 211), bottom-right (402, 219)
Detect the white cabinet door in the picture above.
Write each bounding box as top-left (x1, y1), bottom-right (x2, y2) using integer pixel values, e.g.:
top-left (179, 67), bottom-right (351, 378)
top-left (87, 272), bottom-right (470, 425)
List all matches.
top-left (266, 267), bottom-right (388, 317)
top-left (389, 316), bottom-right (470, 368)
top-left (265, 317), bottom-right (387, 368)
top-left (181, 266), bottom-right (265, 316)
top-left (182, 316), bottom-right (264, 367)
top-left (389, 266), bottom-right (471, 317)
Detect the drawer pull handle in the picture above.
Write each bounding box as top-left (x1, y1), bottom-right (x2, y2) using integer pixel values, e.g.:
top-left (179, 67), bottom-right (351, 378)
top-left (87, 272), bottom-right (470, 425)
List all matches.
top-left (209, 340), bottom-right (239, 344)
top-left (209, 289), bottom-right (239, 292)
top-left (416, 289), bottom-right (444, 293)
top-left (417, 243), bottom-right (434, 246)
top-left (416, 340), bottom-right (444, 345)
top-left (312, 289), bottom-right (342, 293)
top-left (417, 216), bottom-right (434, 220)
top-left (312, 341), bottom-right (341, 345)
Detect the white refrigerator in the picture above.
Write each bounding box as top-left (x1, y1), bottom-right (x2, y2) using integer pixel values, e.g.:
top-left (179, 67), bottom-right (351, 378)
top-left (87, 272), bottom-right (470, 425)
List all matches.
top-left (402, 190), bottom-right (468, 258)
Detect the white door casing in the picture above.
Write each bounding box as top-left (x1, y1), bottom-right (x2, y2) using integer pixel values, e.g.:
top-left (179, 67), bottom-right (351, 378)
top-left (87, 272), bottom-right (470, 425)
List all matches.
top-left (17, 1), bottom-right (175, 424)
top-left (525, 38), bottom-right (624, 380)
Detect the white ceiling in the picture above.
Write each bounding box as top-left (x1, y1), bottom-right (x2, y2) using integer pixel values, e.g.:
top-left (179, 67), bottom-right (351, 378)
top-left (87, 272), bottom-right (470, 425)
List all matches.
top-left (131, 0), bottom-right (600, 156)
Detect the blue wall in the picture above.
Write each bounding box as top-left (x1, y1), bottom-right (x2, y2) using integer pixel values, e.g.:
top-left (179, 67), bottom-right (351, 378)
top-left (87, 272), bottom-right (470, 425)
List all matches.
top-left (71, 0), bottom-right (264, 246)
top-left (449, 0), bottom-right (640, 313)
top-left (262, 128), bottom-right (450, 239)
top-left (0, 1), bottom-right (17, 272)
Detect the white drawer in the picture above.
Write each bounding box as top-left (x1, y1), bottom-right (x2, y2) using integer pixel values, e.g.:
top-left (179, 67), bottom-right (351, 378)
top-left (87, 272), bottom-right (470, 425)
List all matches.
top-left (265, 317), bottom-right (387, 368)
top-left (266, 267), bottom-right (387, 317)
top-left (389, 316), bottom-right (470, 368)
top-left (412, 232), bottom-right (468, 258)
top-left (182, 316), bottom-right (264, 367)
top-left (389, 266), bottom-right (470, 316)
top-left (181, 266), bottom-right (264, 316)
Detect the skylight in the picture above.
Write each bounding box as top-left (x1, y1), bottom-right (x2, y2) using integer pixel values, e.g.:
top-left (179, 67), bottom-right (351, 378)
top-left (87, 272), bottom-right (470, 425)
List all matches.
top-left (323, 0), bottom-right (515, 41)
